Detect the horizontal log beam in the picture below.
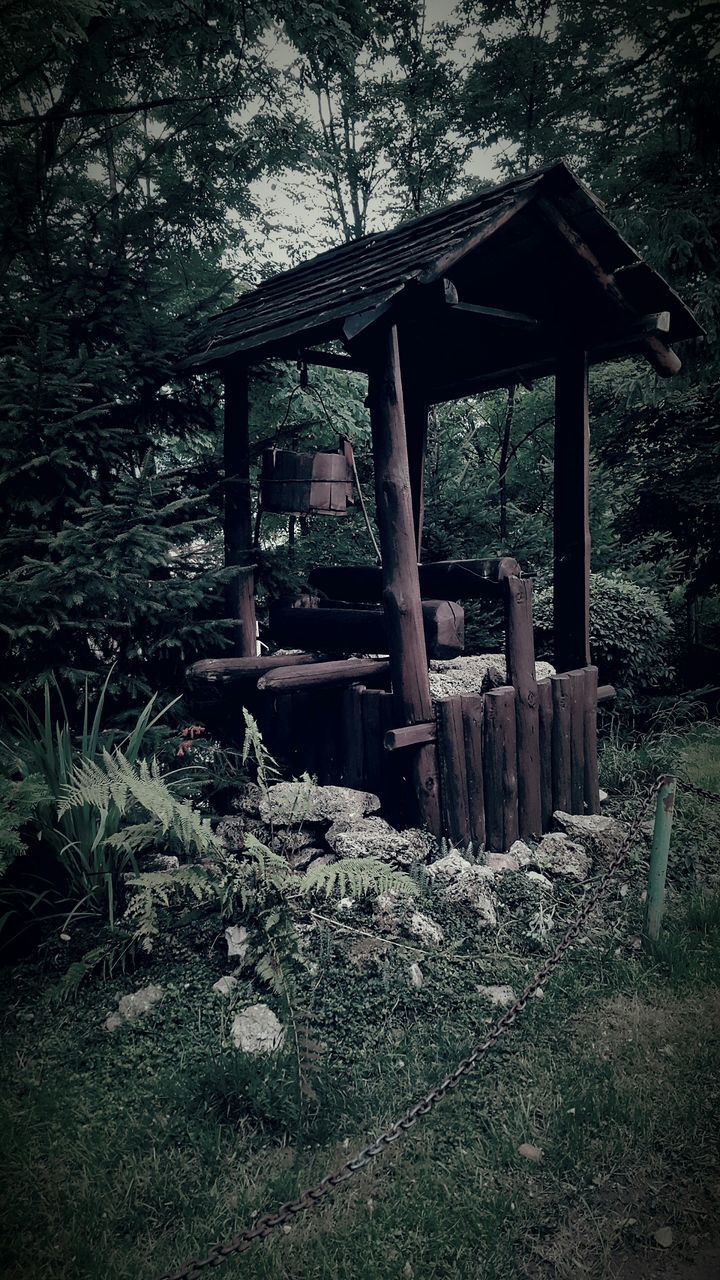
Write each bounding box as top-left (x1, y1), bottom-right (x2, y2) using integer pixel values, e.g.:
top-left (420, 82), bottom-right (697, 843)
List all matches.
top-left (268, 598), bottom-right (464, 660)
top-left (257, 657), bottom-right (391, 693)
top-left (597, 683), bottom-right (616, 702)
top-left (187, 653), bottom-right (317, 686)
top-left (384, 722), bottom-right (437, 751)
top-left (308, 558), bottom-right (519, 602)
top-left (298, 348), bottom-right (367, 373)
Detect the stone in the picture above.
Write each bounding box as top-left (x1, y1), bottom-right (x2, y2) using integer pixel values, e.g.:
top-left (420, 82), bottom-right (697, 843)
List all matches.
top-left (407, 911), bottom-right (444, 947)
top-left (217, 815), bottom-right (246, 852)
top-left (485, 851), bottom-right (520, 873)
top-left (428, 655), bottom-right (555, 702)
top-left (105, 983), bottom-right (164, 1032)
top-left (441, 868), bottom-right (497, 925)
top-left (552, 811), bottom-right (625, 855)
top-left (212, 975), bottom-right (238, 997)
top-left (141, 853), bottom-right (180, 872)
top-left (477, 983), bottom-right (516, 1008)
top-left (408, 962), bottom-right (424, 989)
top-left (304, 855), bottom-right (336, 875)
top-left (425, 851), bottom-right (476, 882)
top-left (225, 924), bottom-right (250, 960)
top-left (326, 816), bottom-right (432, 867)
top-left (534, 832), bottom-right (591, 880)
top-left (508, 840), bottom-right (534, 867)
top-left (373, 891), bottom-right (414, 931)
top-left (259, 782), bottom-right (380, 829)
top-left (336, 897), bottom-right (355, 912)
top-left (518, 1142), bottom-right (543, 1162)
top-left (599, 789), bottom-right (609, 804)
top-left (524, 871), bottom-right (554, 892)
top-left (231, 1003), bottom-right (285, 1054)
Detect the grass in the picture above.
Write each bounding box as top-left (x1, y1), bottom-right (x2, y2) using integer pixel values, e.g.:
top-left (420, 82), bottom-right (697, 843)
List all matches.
top-left (1, 724), bottom-right (719, 1279)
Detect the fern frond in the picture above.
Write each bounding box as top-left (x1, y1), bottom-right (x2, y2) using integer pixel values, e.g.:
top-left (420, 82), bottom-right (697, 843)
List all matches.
top-left (241, 708), bottom-right (281, 793)
top-left (299, 857), bottom-right (416, 900)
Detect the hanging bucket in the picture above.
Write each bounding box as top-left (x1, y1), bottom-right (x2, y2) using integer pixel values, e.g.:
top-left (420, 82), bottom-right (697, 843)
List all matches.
top-left (260, 438), bottom-right (354, 515)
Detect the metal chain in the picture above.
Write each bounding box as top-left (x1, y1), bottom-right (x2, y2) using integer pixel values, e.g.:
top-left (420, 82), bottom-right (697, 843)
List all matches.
top-left (677, 777), bottom-right (720, 804)
top-left (159, 790), bottom-right (654, 1280)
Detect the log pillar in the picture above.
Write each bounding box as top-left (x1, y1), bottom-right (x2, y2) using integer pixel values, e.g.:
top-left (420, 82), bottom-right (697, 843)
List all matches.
top-left (553, 349), bottom-right (591, 673)
top-left (223, 362), bottom-right (257, 657)
top-left (367, 322), bottom-right (441, 835)
top-left (404, 387), bottom-right (428, 558)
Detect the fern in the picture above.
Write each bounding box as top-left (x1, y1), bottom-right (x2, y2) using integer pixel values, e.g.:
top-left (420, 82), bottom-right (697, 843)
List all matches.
top-left (0, 773), bottom-right (49, 878)
top-left (241, 708), bottom-right (282, 794)
top-left (123, 864), bottom-right (221, 952)
top-left (300, 857), bottom-right (417, 900)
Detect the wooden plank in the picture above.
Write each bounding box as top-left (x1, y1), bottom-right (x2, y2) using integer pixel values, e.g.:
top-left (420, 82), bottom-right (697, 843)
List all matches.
top-left (223, 362), bottom-right (256, 657)
top-left (567, 668), bottom-right (586, 814)
top-left (448, 300), bottom-right (540, 329)
top-left (258, 657), bottom-right (390, 693)
top-left (342, 683), bottom-right (366, 788)
top-left (187, 653), bottom-right (317, 686)
top-left (583, 665), bottom-right (601, 814)
top-left (554, 348), bottom-right (591, 673)
top-left (384, 722), bottom-right (437, 751)
top-left (368, 322), bottom-right (442, 833)
top-left (377, 690), bottom-right (400, 816)
top-left (461, 693), bottom-right (485, 850)
top-left (299, 349), bottom-right (367, 373)
top-left (361, 688), bottom-right (384, 797)
top-left (437, 697), bottom-right (471, 847)
top-left (266, 600), bottom-right (463, 660)
top-left (537, 678), bottom-right (554, 831)
top-left (504, 574), bottom-right (542, 838)
top-left (483, 686), bottom-right (519, 853)
top-left (536, 197), bottom-right (682, 378)
top-left (404, 385), bottom-right (428, 557)
top-left (550, 673), bottom-right (572, 814)
top-left (308, 557), bottom-right (519, 602)
top-left (418, 187), bottom-right (539, 282)
top-left (598, 683), bottom-right (616, 703)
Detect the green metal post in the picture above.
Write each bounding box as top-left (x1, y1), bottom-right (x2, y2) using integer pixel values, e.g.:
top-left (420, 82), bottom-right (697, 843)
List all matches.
top-left (643, 775), bottom-right (677, 943)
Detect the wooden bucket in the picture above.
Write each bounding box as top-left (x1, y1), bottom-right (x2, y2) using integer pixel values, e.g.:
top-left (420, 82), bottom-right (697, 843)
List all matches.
top-left (260, 440), bottom-right (353, 515)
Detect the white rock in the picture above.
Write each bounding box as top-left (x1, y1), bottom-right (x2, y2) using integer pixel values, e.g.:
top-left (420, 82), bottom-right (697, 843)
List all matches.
top-left (525, 871), bottom-right (554, 892)
top-left (407, 911), bottom-right (444, 947)
top-left (408, 962), bottom-right (424, 989)
top-left (428, 655), bottom-right (555, 702)
top-left (326, 816), bottom-right (432, 867)
top-left (599, 789), bottom-right (609, 804)
top-left (231, 1003), bottom-right (285, 1054)
top-left (212, 975), bottom-right (238, 997)
top-left (442, 869), bottom-right (497, 925)
top-left (508, 840), bottom-right (535, 867)
top-left (260, 782), bottom-right (380, 829)
top-left (105, 983), bottom-right (164, 1032)
top-left (485, 851), bottom-right (520, 873)
top-left (425, 851), bottom-right (475, 882)
top-left (534, 832), bottom-right (591, 880)
top-left (373, 891), bottom-right (414, 930)
top-left (336, 896), bottom-right (355, 912)
top-left (553, 811), bottom-right (624, 852)
top-left (225, 924), bottom-right (250, 960)
top-left (305, 854), bottom-right (336, 875)
top-left (477, 983), bottom-right (516, 1008)
top-left (141, 853), bottom-right (180, 872)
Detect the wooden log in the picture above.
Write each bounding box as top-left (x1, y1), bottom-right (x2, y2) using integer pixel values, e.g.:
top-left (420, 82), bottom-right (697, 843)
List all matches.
top-left (292, 691), bottom-right (318, 779)
top-left (369, 322), bottom-right (443, 831)
top-left (361, 688), bottom-right (384, 798)
top-left (505, 574), bottom-right (542, 838)
top-left (384, 722), bottom-right (437, 751)
top-left (537, 679), bottom-right (554, 831)
top-left (567, 668), bottom-right (586, 814)
top-left (436, 697), bottom-right (471, 847)
top-left (316, 689), bottom-right (343, 785)
top-left (308, 557), bottom-right (519, 603)
top-left (377, 690), bottom-right (400, 815)
top-left (258, 657), bottom-right (390, 693)
top-left (597, 684), bottom-right (616, 703)
top-left (223, 362), bottom-right (257, 657)
top-left (460, 693), bottom-right (485, 850)
top-left (267, 600), bottom-right (463, 660)
top-left (550, 674), bottom-right (572, 814)
top-left (483, 687), bottom-right (519, 853)
top-left (404, 386), bottom-right (428, 557)
top-left (554, 349), bottom-right (591, 674)
top-left (187, 653), bottom-right (317, 687)
top-left (342, 683), bottom-right (366, 788)
top-left (583, 665), bottom-right (601, 814)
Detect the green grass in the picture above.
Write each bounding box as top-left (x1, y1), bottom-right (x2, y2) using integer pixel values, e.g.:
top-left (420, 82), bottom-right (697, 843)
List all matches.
top-left (1, 724), bottom-right (720, 1279)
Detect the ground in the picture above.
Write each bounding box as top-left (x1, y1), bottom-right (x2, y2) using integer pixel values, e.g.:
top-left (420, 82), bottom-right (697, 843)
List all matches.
top-left (1, 724), bottom-right (719, 1280)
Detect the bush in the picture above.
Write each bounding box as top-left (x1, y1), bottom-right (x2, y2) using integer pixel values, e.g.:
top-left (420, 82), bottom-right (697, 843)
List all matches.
top-left (534, 573), bottom-right (675, 691)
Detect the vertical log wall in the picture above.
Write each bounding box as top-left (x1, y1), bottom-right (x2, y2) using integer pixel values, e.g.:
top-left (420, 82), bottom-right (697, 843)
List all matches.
top-left (223, 363), bottom-right (257, 657)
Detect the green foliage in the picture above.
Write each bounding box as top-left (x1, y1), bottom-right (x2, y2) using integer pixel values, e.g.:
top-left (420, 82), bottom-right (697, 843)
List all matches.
top-left (300, 856), bottom-right (416, 900)
top-left (534, 573), bottom-right (675, 691)
top-left (0, 773), bottom-right (49, 879)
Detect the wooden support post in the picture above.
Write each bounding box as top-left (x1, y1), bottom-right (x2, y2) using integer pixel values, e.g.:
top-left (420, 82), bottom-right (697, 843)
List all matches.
top-left (404, 387), bottom-right (428, 557)
top-left (583, 664), bottom-right (601, 814)
top-left (342, 684), bottom-right (366, 788)
top-left (367, 322), bottom-right (441, 834)
top-left (437, 697), bottom-right (471, 847)
top-left (361, 687), bottom-right (384, 798)
top-left (537, 679), bottom-right (553, 831)
top-left (461, 693), bottom-right (485, 850)
top-left (550, 673), bottom-right (572, 814)
top-left (567, 668), bottom-right (586, 813)
top-left (505, 574), bottom-right (542, 838)
top-left (483, 687), bottom-right (519, 853)
top-left (223, 362), bottom-right (257, 657)
top-left (553, 349), bottom-right (591, 673)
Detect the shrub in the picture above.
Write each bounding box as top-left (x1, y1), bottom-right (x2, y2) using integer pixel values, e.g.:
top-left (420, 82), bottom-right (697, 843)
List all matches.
top-left (534, 573), bottom-right (675, 691)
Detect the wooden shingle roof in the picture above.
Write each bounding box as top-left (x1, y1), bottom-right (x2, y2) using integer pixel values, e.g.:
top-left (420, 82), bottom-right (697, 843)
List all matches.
top-left (183, 160), bottom-right (701, 393)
